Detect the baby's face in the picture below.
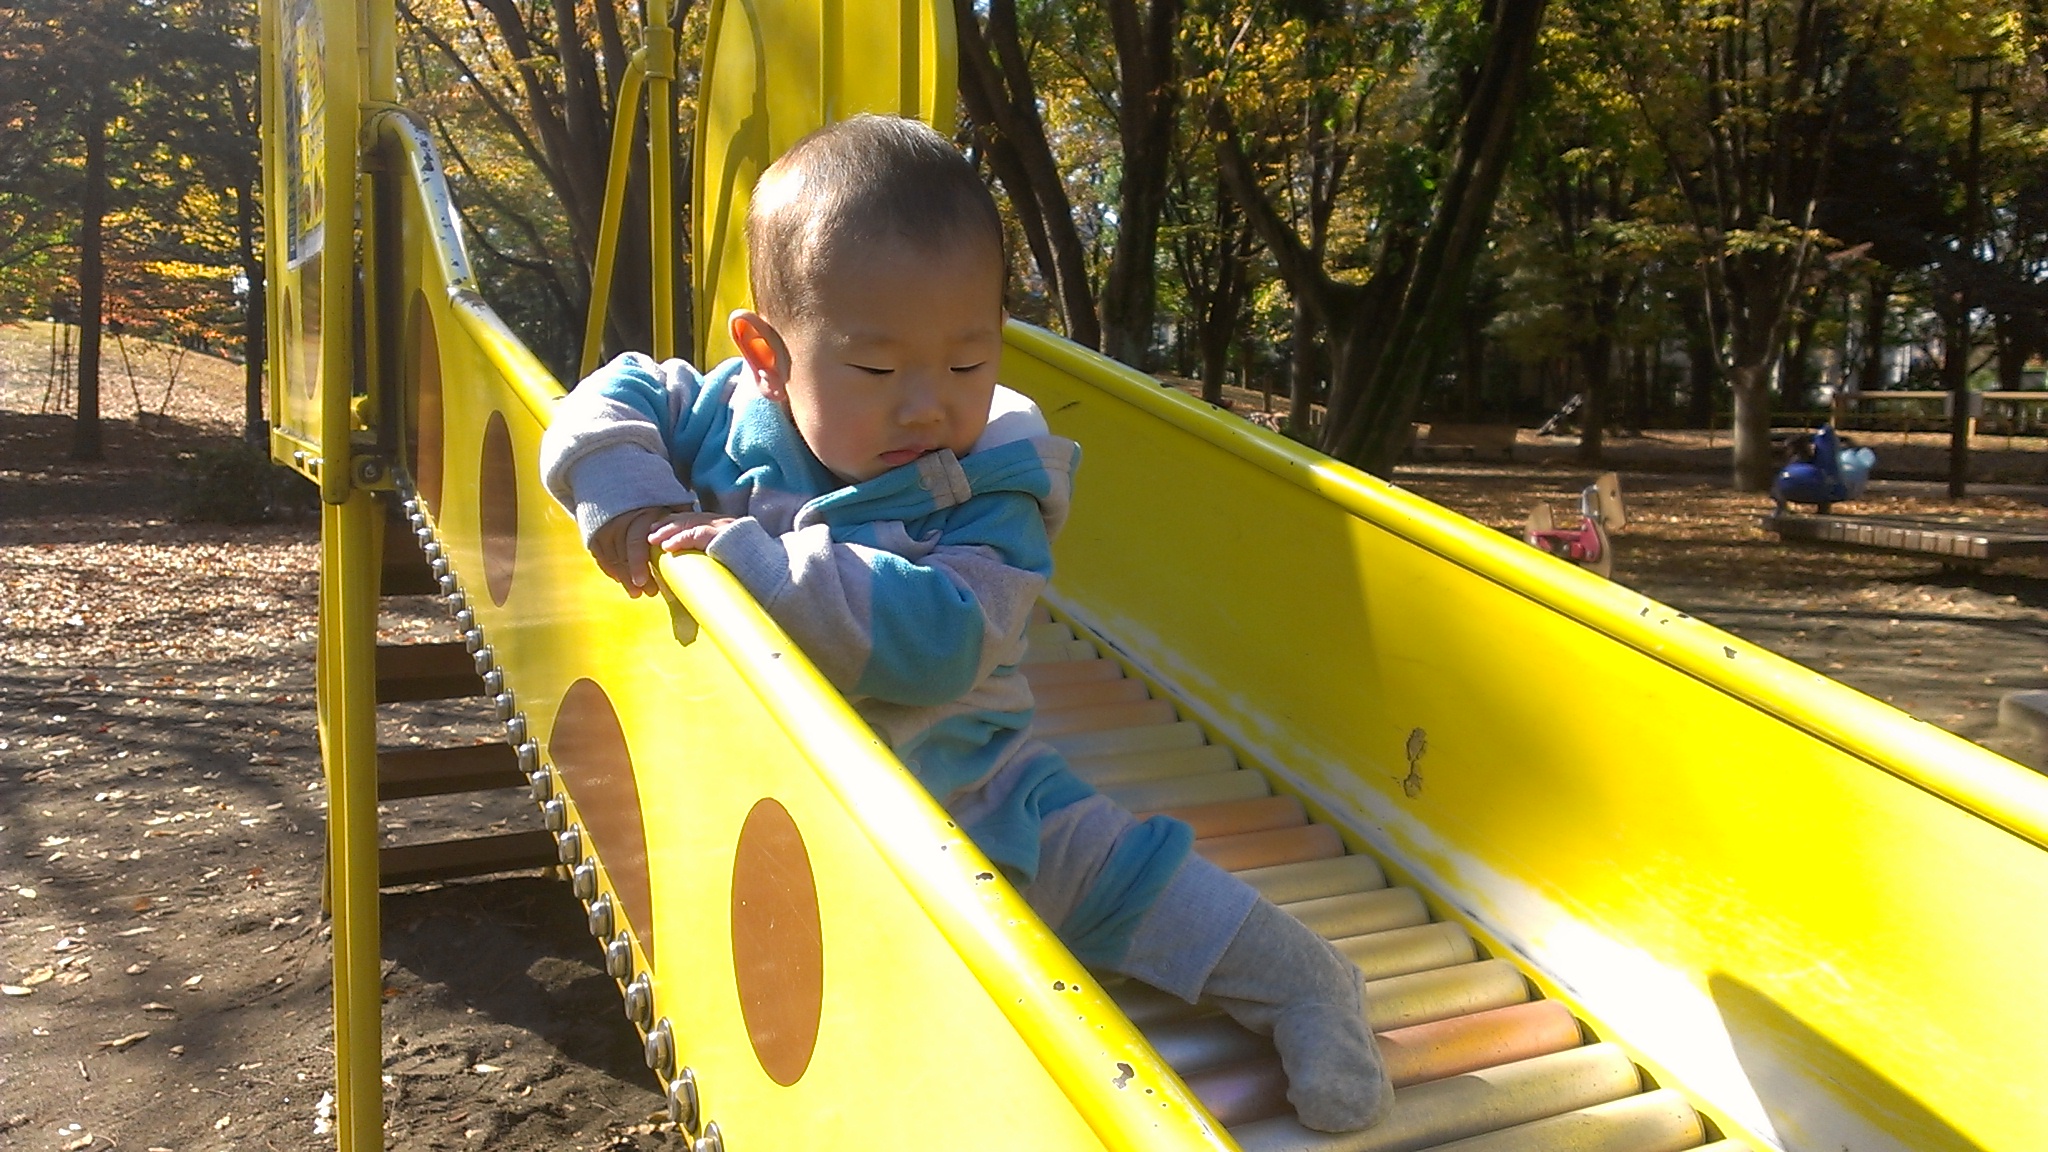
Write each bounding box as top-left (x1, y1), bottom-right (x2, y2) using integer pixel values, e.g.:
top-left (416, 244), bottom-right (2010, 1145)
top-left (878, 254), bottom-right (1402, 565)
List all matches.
top-left (765, 242), bottom-right (1004, 483)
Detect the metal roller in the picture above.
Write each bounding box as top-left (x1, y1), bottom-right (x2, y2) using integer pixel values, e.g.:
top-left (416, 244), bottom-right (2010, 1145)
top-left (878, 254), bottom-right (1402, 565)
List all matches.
top-left (1409, 1087), bottom-right (1703, 1152)
top-left (1284, 887), bottom-right (1429, 940)
top-left (1033, 676), bottom-right (1150, 712)
top-left (1198, 824), bottom-right (1345, 872)
top-left (1168, 998), bottom-right (1590, 1127)
top-left (1106, 978), bottom-right (1202, 1027)
top-left (1379, 1000), bottom-right (1582, 1088)
top-left (1034, 698), bottom-right (1179, 737)
top-left (1069, 744), bottom-right (1238, 787)
top-left (1046, 720), bottom-right (1207, 759)
top-left (1025, 622), bottom-right (1076, 646)
top-left (1365, 960), bottom-right (1529, 1032)
top-left (1184, 1057), bottom-right (1292, 1127)
top-left (1018, 657), bottom-right (1122, 687)
top-left (1141, 795), bottom-right (1305, 839)
top-left (1241, 856), bottom-right (1389, 904)
top-left (1143, 1011), bottom-right (1269, 1076)
top-left (1231, 1043), bottom-right (1642, 1152)
top-left (1103, 768), bottom-right (1269, 813)
top-left (1022, 636), bottom-right (1098, 663)
top-left (1336, 922), bottom-right (1476, 982)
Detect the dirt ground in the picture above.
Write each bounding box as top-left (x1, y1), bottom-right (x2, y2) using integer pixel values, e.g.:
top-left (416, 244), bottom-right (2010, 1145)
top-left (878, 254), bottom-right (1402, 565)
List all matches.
top-left (3, 325), bottom-right (2044, 1150)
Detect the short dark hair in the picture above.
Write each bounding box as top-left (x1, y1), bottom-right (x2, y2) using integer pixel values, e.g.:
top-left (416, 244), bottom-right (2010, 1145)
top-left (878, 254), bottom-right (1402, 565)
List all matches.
top-left (745, 114), bottom-right (1004, 321)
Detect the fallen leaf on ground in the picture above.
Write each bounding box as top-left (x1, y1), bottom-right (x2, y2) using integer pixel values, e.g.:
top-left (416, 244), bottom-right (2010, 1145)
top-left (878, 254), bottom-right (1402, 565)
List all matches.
top-left (99, 1031), bottom-right (149, 1049)
top-left (1, 984), bottom-right (31, 996)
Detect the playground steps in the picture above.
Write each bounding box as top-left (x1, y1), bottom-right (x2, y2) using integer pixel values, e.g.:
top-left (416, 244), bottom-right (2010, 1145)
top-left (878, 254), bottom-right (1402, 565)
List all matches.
top-left (371, 499), bottom-right (552, 886)
top-left (374, 641), bottom-right (486, 704)
top-left (375, 744), bottom-right (525, 800)
top-left (1022, 606), bottom-right (1735, 1151)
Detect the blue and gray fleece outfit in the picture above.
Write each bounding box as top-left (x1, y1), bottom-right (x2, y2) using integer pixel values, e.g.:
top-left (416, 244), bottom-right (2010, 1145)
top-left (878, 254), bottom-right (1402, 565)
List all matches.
top-left (539, 353), bottom-right (1259, 998)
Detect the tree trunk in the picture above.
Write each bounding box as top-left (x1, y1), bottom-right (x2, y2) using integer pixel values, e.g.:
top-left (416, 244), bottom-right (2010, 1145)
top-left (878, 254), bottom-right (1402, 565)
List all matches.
top-left (1288, 298), bottom-right (1316, 437)
top-left (1319, 0), bottom-right (1548, 474)
top-left (235, 172), bottom-right (267, 445)
top-left (1098, 0), bottom-right (1182, 368)
top-left (1942, 294), bottom-right (1971, 497)
top-left (1460, 300), bottom-right (1485, 420)
top-left (1857, 267), bottom-right (1891, 391)
top-left (1685, 298), bottom-right (1718, 427)
top-left (1783, 307), bottom-right (1820, 409)
top-left (1627, 343), bottom-right (1650, 432)
top-left (1196, 289), bottom-right (1228, 405)
top-left (954, 0), bottom-right (1101, 347)
top-left (1575, 332), bottom-right (1610, 464)
top-left (1730, 363), bottom-right (1775, 491)
top-left (1195, 200), bottom-right (1246, 408)
top-left (73, 85), bottom-right (107, 462)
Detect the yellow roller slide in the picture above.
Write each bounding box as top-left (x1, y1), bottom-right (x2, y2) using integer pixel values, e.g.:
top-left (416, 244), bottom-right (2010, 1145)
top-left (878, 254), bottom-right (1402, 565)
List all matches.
top-left (262, 0), bottom-right (2048, 1149)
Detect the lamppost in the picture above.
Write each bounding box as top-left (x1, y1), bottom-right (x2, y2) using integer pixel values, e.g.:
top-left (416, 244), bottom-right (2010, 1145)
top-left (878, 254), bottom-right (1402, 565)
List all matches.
top-left (1947, 54), bottom-right (2005, 499)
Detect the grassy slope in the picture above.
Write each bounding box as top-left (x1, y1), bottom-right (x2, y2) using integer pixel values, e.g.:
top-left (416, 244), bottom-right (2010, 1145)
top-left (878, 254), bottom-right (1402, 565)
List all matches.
top-left (0, 318), bottom-right (251, 431)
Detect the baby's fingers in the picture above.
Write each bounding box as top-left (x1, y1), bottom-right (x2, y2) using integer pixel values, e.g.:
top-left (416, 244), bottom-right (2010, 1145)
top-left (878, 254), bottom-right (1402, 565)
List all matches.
top-left (622, 529), bottom-right (654, 592)
top-left (653, 524), bottom-right (719, 554)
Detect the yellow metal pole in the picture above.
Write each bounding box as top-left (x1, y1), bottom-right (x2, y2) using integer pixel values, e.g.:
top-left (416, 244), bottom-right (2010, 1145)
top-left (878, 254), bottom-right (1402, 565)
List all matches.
top-left (366, 0), bottom-right (395, 101)
top-left (317, 0), bottom-right (358, 504)
top-left (647, 13), bottom-right (678, 362)
top-left (259, 0), bottom-right (283, 452)
top-left (320, 4), bottom-right (392, 1150)
top-left (579, 55), bottom-right (650, 378)
top-left (321, 491), bottom-right (385, 1152)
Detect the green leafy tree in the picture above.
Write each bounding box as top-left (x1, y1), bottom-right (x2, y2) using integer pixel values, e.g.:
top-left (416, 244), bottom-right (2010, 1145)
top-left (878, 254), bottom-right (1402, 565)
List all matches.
top-left (1212, 0), bottom-right (1550, 474)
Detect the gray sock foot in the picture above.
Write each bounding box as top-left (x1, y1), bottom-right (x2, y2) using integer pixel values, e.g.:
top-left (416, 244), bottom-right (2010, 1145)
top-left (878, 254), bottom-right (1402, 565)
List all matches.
top-left (1200, 899), bottom-right (1393, 1132)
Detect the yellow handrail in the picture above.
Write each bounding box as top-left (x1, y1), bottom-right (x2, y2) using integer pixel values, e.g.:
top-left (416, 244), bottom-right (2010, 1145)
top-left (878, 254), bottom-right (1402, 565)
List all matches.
top-left (579, 55), bottom-right (649, 378)
top-left (577, 9), bottom-right (685, 377)
top-left (647, 12), bottom-right (679, 362)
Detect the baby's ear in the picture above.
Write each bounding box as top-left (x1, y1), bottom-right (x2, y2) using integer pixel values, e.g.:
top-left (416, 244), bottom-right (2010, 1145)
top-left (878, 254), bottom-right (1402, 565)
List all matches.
top-left (729, 310), bottom-right (789, 400)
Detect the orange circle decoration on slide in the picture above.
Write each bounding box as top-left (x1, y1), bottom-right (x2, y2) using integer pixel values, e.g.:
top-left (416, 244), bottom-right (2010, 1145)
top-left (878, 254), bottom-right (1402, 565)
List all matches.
top-left (408, 292), bottom-right (444, 512)
top-left (730, 798), bottom-right (824, 1086)
top-left (479, 410), bottom-right (518, 607)
top-left (549, 678), bottom-right (656, 968)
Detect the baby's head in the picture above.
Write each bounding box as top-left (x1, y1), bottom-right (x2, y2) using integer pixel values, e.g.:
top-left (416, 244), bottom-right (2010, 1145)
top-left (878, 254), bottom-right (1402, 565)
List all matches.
top-left (733, 115), bottom-right (1007, 482)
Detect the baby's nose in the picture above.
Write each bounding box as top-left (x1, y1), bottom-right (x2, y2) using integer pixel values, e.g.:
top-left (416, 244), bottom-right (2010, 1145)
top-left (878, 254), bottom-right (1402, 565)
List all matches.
top-left (898, 378), bottom-right (946, 423)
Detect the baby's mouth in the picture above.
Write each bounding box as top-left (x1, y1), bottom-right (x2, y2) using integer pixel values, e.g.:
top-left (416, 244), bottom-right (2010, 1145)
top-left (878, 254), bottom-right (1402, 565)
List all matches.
top-left (879, 447), bottom-right (933, 467)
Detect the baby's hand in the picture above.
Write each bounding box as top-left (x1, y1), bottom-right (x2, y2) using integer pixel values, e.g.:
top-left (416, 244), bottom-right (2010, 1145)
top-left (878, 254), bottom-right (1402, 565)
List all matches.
top-left (647, 512), bottom-right (737, 558)
top-left (590, 506), bottom-right (729, 597)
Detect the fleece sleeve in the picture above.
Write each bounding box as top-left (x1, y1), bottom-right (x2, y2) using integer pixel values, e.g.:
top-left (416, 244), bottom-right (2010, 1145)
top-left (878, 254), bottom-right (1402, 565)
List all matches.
top-left (705, 491), bottom-right (1051, 707)
top-left (538, 353), bottom-right (731, 545)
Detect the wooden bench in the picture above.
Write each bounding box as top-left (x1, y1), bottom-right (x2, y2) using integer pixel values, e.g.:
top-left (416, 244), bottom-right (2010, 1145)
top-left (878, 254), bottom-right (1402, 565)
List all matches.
top-left (1762, 511), bottom-right (2048, 571)
top-left (1414, 423), bottom-right (1520, 460)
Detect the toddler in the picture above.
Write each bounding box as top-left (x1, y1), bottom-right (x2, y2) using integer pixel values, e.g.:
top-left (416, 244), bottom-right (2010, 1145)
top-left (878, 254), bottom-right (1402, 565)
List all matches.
top-left (538, 114), bottom-right (1391, 1132)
